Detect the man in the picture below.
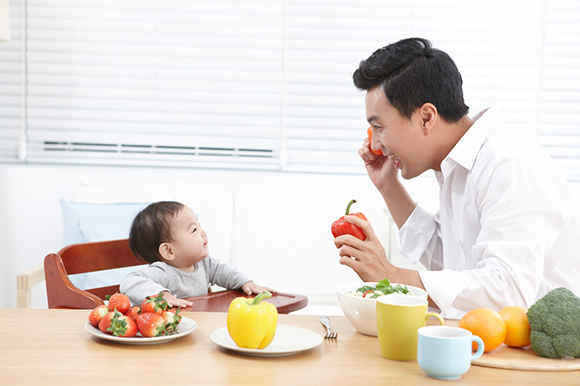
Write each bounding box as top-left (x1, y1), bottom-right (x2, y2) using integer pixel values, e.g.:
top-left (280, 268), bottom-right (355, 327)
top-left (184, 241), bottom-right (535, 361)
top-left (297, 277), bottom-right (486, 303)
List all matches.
top-left (334, 38), bottom-right (580, 319)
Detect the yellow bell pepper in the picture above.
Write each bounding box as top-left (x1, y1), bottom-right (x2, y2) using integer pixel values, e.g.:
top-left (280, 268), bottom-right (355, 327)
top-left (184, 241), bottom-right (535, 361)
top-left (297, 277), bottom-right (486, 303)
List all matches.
top-left (227, 291), bottom-right (278, 349)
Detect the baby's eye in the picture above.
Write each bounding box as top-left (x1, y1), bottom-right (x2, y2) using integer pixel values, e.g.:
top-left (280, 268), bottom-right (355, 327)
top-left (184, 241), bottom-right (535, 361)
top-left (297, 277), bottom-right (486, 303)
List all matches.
top-left (191, 227), bottom-right (197, 233)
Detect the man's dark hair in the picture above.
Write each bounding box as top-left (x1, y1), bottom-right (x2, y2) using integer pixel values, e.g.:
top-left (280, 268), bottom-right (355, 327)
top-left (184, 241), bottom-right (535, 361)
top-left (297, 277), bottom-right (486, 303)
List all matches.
top-left (353, 38), bottom-right (468, 122)
top-left (129, 201), bottom-right (184, 264)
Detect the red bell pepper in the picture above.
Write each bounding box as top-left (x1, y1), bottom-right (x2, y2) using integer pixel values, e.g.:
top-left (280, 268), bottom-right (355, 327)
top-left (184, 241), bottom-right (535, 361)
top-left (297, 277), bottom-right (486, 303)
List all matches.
top-left (331, 199), bottom-right (367, 241)
top-left (367, 127), bottom-right (383, 155)
top-left (362, 289), bottom-right (375, 298)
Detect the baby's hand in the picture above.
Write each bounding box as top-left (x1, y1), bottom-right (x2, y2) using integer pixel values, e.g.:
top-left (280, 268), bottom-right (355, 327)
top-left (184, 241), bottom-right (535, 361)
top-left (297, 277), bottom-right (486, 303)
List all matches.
top-left (241, 281), bottom-right (276, 296)
top-left (162, 291), bottom-right (193, 308)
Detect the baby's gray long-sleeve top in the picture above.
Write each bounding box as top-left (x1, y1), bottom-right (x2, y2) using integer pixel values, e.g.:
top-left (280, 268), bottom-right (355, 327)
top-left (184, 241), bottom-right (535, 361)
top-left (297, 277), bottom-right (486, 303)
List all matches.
top-left (120, 256), bottom-right (251, 306)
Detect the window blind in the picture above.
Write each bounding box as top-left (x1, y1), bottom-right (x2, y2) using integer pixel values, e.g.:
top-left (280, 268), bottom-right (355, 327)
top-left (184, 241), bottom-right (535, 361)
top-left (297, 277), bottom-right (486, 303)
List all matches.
top-left (1, 0), bottom-right (580, 180)
top-left (24, 0), bottom-right (285, 169)
top-left (283, 1), bottom-right (548, 173)
top-left (0, 0), bottom-right (22, 161)
top-left (537, 1), bottom-right (580, 179)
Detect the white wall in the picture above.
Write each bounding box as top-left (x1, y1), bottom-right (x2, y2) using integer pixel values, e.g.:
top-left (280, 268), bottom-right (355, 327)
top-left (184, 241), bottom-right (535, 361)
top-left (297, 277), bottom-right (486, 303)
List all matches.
top-left (0, 162), bottom-right (441, 309)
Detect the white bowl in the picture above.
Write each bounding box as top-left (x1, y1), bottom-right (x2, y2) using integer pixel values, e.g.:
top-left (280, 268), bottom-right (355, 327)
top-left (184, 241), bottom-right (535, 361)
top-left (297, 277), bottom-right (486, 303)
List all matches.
top-left (336, 282), bottom-right (428, 336)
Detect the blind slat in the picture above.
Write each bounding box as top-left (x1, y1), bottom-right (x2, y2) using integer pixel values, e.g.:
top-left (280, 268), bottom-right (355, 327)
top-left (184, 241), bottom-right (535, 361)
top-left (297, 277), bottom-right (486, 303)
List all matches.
top-left (2, 0), bottom-right (580, 178)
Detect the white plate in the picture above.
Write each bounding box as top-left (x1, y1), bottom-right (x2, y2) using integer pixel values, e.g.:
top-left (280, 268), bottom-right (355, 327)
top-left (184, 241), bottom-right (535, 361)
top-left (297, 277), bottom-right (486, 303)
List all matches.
top-left (85, 316), bottom-right (197, 345)
top-left (210, 325), bottom-right (323, 357)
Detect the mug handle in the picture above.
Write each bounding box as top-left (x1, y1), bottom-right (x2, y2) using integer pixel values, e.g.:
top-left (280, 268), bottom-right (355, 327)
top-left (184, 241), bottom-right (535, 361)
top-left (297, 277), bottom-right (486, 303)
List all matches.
top-left (425, 312), bottom-right (445, 326)
top-left (471, 335), bottom-right (485, 360)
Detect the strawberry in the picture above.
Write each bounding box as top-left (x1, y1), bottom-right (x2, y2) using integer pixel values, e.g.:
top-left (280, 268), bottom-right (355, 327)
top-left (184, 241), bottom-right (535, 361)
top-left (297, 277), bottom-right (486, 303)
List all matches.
top-left (106, 292), bottom-right (131, 314)
top-left (140, 292), bottom-right (168, 315)
top-left (88, 305), bottom-right (109, 327)
top-left (98, 311), bottom-right (116, 334)
top-left (108, 310), bottom-right (138, 337)
top-left (125, 306), bottom-right (141, 321)
top-left (162, 308), bottom-right (182, 334)
top-left (136, 312), bottom-right (166, 337)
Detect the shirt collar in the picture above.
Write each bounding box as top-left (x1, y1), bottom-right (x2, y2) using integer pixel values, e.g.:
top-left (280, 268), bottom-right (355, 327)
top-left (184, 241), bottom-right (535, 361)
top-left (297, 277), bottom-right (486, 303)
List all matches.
top-left (444, 106), bottom-right (499, 172)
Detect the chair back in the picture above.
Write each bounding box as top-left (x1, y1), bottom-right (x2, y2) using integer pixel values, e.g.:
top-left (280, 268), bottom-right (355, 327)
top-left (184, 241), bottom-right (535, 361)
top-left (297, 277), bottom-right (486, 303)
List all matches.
top-left (44, 238), bottom-right (145, 309)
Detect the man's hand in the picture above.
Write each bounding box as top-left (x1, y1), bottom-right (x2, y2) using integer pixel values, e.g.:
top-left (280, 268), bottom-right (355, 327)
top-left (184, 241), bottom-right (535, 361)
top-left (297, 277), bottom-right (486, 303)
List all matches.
top-left (359, 138), bottom-right (417, 230)
top-left (333, 214), bottom-right (393, 281)
top-left (334, 215), bottom-right (429, 300)
top-left (359, 138), bottom-right (399, 193)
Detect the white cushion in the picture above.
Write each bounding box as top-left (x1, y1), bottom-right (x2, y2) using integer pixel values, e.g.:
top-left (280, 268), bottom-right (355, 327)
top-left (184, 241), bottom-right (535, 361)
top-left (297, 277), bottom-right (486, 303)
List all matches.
top-left (72, 183), bottom-right (234, 264)
top-left (61, 200), bottom-right (150, 245)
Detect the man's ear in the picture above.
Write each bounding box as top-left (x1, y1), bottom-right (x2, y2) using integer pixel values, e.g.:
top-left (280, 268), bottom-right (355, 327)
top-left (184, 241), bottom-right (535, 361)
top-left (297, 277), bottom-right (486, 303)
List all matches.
top-left (158, 242), bottom-right (175, 261)
top-left (419, 103), bottom-right (438, 135)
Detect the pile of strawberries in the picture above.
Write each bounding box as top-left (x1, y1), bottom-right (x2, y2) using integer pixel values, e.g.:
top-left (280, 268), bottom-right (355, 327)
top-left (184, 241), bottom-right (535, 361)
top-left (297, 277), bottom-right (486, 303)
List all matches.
top-left (88, 292), bottom-right (182, 338)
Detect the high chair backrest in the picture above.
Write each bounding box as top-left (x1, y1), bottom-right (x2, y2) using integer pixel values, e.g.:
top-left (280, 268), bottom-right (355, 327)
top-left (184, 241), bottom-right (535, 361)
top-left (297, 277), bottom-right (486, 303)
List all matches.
top-left (44, 239), bottom-right (145, 309)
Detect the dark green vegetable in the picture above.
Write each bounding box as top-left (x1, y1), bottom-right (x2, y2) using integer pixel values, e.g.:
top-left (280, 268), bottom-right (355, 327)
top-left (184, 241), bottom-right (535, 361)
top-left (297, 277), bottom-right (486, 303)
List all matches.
top-left (527, 287), bottom-right (580, 359)
top-left (356, 279), bottom-right (410, 299)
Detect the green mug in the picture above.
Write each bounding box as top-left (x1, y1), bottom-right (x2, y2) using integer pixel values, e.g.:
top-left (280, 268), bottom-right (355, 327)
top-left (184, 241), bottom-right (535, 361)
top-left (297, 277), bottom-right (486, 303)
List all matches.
top-left (376, 295), bottom-right (444, 361)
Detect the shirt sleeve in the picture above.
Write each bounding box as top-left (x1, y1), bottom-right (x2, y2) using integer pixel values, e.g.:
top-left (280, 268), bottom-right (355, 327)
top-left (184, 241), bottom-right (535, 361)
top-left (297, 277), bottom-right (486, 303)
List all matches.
top-left (203, 256), bottom-right (251, 290)
top-left (119, 263), bottom-right (171, 306)
top-left (396, 206), bottom-right (469, 319)
top-left (396, 205), bottom-right (444, 271)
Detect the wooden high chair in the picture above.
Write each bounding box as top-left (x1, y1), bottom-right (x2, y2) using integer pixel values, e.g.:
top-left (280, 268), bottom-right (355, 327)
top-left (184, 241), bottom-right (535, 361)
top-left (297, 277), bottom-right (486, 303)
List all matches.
top-left (44, 239), bottom-right (145, 309)
top-left (44, 238), bottom-right (308, 313)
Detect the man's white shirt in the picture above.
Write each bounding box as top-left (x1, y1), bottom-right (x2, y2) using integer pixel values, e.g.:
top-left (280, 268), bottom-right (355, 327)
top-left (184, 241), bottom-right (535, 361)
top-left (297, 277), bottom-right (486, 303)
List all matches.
top-left (396, 106), bottom-right (580, 319)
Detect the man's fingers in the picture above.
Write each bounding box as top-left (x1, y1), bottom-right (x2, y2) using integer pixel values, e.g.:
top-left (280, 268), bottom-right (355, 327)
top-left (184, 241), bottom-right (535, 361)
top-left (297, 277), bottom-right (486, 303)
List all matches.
top-left (334, 233), bottom-right (366, 249)
top-left (339, 244), bottom-right (370, 262)
top-left (338, 255), bottom-right (356, 268)
top-left (338, 245), bottom-right (354, 259)
top-left (339, 256), bottom-right (370, 280)
top-left (345, 215), bottom-right (376, 240)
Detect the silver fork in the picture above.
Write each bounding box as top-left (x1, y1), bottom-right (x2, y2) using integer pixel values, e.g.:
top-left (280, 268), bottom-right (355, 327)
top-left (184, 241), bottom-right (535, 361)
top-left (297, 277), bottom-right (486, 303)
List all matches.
top-left (319, 315), bottom-right (338, 339)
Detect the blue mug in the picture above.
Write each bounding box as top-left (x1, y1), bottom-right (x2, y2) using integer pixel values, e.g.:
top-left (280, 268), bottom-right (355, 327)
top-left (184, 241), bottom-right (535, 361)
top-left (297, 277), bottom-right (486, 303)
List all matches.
top-left (417, 326), bottom-right (485, 380)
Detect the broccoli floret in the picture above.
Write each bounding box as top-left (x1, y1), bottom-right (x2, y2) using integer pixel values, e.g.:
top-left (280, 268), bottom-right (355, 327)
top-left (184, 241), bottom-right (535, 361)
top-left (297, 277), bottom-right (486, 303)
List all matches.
top-left (527, 287), bottom-right (580, 359)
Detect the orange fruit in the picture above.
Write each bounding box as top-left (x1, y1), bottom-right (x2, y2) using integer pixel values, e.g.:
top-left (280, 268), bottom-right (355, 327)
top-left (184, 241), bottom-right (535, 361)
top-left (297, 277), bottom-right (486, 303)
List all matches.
top-left (499, 306), bottom-right (531, 348)
top-left (459, 308), bottom-right (507, 352)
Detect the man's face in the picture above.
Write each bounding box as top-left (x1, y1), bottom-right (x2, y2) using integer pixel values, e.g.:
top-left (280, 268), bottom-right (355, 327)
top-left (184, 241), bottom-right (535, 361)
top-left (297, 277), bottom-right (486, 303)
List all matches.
top-left (365, 86), bottom-right (430, 179)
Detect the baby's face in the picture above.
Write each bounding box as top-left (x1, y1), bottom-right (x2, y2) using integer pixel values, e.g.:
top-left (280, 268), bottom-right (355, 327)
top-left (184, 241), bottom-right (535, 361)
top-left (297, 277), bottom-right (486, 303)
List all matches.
top-left (167, 206), bottom-right (209, 269)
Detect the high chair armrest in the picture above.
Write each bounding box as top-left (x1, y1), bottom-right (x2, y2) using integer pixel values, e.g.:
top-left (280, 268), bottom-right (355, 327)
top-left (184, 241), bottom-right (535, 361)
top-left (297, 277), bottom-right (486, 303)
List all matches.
top-left (44, 253), bottom-right (105, 309)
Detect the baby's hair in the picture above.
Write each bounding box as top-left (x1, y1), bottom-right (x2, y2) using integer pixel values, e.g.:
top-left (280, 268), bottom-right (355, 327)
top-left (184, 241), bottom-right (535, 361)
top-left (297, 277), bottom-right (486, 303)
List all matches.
top-left (129, 201), bottom-right (184, 264)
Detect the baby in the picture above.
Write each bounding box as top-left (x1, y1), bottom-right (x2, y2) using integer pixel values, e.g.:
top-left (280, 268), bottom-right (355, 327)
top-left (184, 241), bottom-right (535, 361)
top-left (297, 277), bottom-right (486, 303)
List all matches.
top-left (120, 201), bottom-right (273, 307)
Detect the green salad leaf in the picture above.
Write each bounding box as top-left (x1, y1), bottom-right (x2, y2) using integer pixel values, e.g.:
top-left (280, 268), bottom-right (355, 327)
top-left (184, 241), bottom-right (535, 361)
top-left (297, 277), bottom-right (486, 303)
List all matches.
top-left (355, 279), bottom-right (410, 299)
